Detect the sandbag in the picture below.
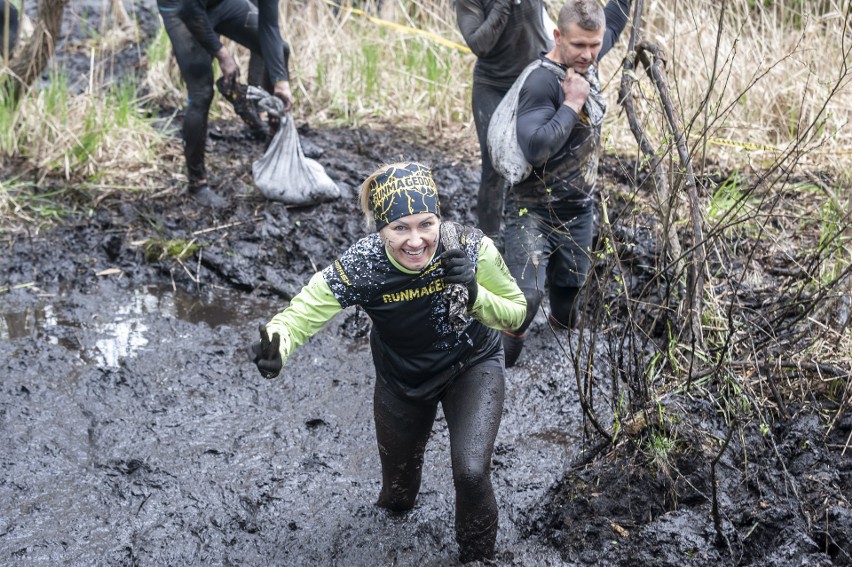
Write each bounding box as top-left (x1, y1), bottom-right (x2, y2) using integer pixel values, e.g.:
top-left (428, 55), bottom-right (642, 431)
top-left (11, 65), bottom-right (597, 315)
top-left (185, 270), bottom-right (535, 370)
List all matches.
top-left (250, 90), bottom-right (340, 205)
top-left (486, 61), bottom-right (541, 186)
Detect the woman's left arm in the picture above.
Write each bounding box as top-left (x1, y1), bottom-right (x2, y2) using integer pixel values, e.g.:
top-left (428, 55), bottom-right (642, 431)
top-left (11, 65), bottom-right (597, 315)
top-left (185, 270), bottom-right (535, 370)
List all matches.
top-left (469, 237), bottom-right (527, 331)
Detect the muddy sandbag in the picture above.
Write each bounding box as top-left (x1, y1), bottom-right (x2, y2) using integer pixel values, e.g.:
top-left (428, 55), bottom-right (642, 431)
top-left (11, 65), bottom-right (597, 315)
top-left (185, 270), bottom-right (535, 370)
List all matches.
top-left (487, 59), bottom-right (565, 186)
top-left (250, 89), bottom-right (340, 205)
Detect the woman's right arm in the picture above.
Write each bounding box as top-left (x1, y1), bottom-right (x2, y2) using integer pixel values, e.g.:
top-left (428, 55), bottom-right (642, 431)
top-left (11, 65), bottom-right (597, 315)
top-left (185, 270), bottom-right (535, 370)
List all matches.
top-left (264, 272), bottom-right (343, 367)
top-left (455, 0), bottom-right (514, 57)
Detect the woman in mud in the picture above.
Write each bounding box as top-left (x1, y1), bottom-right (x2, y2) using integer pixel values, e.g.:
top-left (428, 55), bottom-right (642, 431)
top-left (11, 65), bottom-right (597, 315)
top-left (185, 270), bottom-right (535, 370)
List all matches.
top-left (250, 162), bottom-right (526, 563)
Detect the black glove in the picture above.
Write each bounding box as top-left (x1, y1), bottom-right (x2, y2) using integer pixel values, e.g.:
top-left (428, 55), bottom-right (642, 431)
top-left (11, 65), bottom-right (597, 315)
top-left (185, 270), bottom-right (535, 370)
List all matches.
top-left (249, 324), bottom-right (282, 379)
top-left (440, 248), bottom-right (478, 306)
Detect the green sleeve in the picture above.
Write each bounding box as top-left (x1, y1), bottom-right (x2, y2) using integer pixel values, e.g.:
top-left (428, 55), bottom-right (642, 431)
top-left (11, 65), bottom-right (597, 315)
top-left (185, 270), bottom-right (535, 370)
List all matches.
top-left (469, 236), bottom-right (527, 331)
top-left (264, 272), bottom-right (343, 366)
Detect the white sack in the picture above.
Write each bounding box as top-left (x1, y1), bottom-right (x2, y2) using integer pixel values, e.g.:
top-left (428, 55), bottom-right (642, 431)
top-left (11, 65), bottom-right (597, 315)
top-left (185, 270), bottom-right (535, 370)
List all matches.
top-left (486, 60), bottom-right (566, 186)
top-left (251, 113), bottom-right (340, 206)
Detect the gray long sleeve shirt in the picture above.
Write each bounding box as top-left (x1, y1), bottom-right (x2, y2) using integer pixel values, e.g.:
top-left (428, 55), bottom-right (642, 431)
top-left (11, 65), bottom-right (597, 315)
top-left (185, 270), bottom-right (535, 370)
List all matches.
top-left (455, 0), bottom-right (552, 90)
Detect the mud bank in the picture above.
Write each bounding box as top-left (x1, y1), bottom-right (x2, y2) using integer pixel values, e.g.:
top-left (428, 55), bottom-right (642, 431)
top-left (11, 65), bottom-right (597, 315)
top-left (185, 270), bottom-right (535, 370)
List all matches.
top-left (2, 120), bottom-right (850, 566)
top-left (2, 3), bottom-right (850, 559)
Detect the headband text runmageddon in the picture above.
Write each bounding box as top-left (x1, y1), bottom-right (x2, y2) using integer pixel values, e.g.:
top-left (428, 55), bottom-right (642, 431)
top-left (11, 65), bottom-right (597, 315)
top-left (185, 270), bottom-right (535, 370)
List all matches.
top-left (370, 163), bottom-right (440, 230)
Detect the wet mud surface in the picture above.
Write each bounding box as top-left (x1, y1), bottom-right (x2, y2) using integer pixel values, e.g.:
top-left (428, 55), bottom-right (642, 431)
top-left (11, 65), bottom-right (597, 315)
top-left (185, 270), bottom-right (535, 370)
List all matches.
top-left (2, 3), bottom-right (851, 565)
top-left (2, 123), bottom-right (850, 566)
top-left (0, 122), bottom-right (577, 566)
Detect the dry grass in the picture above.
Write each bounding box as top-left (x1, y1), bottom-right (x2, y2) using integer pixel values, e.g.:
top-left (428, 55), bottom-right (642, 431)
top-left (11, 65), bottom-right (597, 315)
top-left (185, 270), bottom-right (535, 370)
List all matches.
top-left (2, 0), bottom-right (849, 188)
top-left (272, 0), bottom-right (851, 172)
top-left (598, 0), bottom-right (851, 175)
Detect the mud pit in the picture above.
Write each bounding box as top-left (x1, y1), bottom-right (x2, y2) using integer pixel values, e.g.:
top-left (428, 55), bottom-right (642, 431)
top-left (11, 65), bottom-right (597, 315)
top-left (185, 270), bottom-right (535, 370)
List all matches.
top-left (2, 121), bottom-right (850, 566)
top-left (0, 122), bottom-right (590, 565)
top-left (2, 4), bottom-right (851, 566)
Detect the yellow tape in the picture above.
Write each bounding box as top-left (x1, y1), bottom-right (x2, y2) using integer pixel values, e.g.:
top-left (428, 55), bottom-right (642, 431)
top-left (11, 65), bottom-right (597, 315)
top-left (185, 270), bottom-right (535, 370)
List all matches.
top-left (320, 0), bottom-right (471, 53)
top-left (698, 135), bottom-right (852, 156)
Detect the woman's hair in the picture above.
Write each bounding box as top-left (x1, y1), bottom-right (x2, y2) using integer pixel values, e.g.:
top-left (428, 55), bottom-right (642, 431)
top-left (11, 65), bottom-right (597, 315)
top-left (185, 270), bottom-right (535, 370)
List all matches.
top-left (359, 161), bottom-right (439, 232)
top-left (359, 164), bottom-right (393, 231)
top-left (558, 0), bottom-right (605, 32)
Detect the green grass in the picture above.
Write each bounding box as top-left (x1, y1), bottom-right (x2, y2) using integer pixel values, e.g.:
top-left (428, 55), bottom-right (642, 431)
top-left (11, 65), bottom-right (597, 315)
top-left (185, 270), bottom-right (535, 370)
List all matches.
top-left (142, 238), bottom-right (200, 262)
top-left (817, 195), bottom-right (849, 285)
top-left (0, 178), bottom-right (78, 223)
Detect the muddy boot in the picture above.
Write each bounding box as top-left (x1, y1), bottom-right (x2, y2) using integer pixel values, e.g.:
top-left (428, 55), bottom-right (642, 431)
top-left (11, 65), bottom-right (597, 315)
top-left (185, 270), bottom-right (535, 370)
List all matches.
top-left (548, 305), bottom-right (578, 330)
top-left (501, 330), bottom-right (526, 368)
top-left (216, 77), bottom-right (269, 141)
top-left (457, 519), bottom-right (498, 564)
top-left (188, 182), bottom-right (226, 209)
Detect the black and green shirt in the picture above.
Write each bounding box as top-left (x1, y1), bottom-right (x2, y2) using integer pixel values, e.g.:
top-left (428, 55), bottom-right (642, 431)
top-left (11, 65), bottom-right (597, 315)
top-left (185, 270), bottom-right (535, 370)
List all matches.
top-left (266, 223), bottom-right (526, 401)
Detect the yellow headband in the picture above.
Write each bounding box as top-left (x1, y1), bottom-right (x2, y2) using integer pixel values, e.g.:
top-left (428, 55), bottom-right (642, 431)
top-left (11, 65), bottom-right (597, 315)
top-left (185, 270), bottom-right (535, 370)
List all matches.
top-left (370, 163), bottom-right (440, 229)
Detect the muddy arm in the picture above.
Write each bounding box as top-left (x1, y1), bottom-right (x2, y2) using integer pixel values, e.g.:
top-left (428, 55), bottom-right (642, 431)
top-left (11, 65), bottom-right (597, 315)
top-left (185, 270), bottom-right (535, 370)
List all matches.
top-left (455, 0), bottom-right (513, 57)
top-left (469, 237), bottom-right (527, 331)
top-left (178, 0), bottom-right (222, 56)
top-left (265, 272), bottom-right (343, 367)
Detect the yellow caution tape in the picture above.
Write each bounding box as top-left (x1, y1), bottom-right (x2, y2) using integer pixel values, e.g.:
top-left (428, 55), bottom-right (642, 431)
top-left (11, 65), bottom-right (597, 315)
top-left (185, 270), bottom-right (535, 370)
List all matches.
top-left (319, 0), bottom-right (471, 53)
top-left (696, 135), bottom-right (852, 156)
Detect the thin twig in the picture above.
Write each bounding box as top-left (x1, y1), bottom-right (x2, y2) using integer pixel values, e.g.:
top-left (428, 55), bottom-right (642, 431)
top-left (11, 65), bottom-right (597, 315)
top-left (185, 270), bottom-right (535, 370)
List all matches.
top-left (711, 423), bottom-right (735, 553)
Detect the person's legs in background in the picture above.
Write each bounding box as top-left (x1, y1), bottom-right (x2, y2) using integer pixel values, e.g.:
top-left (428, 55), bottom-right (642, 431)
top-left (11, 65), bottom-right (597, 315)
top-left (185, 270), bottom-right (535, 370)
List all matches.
top-left (501, 205), bottom-right (548, 367)
top-left (471, 80), bottom-right (509, 242)
top-left (546, 202), bottom-right (595, 329)
top-left (212, 0), bottom-right (270, 139)
top-left (158, 3), bottom-right (226, 208)
top-left (548, 284), bottom-right (581, 328)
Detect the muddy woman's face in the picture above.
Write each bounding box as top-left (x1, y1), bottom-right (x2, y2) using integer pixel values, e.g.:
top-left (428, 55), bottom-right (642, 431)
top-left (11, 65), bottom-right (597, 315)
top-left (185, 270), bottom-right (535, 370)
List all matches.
top-left (380, 213), bottom-right (440, 271)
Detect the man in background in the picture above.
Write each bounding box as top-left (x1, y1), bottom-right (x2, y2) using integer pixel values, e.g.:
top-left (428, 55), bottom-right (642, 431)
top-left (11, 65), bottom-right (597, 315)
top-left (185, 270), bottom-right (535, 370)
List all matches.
top-left (157, 0), bottom-right (293, 208)
top-left (501, 0), bottom-right (631, 367)
top-left (455, 0), bottom-right (553, 242)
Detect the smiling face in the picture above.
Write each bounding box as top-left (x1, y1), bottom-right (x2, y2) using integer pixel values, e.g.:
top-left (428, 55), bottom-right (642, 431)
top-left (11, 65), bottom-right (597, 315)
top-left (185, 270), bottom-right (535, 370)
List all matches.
top-left (380, 212), bottom-right (440, 271)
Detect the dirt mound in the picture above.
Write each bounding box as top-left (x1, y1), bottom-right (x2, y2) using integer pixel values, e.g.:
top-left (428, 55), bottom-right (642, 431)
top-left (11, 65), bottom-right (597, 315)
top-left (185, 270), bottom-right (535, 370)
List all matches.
top-left (528, 396), bottom-right (851, 566)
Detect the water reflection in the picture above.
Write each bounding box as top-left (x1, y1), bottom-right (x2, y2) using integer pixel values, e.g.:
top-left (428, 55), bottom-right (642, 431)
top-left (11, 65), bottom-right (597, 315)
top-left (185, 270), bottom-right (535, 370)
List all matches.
top-left (1, 285), bottom-right (260, 367)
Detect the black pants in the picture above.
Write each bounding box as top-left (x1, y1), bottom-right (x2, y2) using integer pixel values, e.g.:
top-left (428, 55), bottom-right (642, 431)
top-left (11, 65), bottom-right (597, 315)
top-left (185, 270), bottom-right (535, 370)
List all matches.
top-left (503, 199), bottom-right (595, 332)
top-left (157, 0), bottom-right (278, 183)
top-left (0, 0), bottom-right (19, 60)
top-left (373, 356), bottom-right (505, 562)
top-left (472, 79), bottom-right (509, 239)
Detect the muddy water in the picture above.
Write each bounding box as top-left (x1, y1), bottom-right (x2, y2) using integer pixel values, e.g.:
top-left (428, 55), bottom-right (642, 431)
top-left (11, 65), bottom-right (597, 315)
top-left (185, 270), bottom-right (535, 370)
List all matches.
top-left (1, 281), bottom-right (592, 566)
top-left (2, 1), bottom-right (849, 562)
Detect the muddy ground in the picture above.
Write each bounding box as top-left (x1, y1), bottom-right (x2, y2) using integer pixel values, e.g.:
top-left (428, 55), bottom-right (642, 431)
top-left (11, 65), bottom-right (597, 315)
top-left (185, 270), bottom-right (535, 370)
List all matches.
top-left (2, 120), bottom-right (850, 566)
top-left (2, 2), bottom-right (851, 566)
